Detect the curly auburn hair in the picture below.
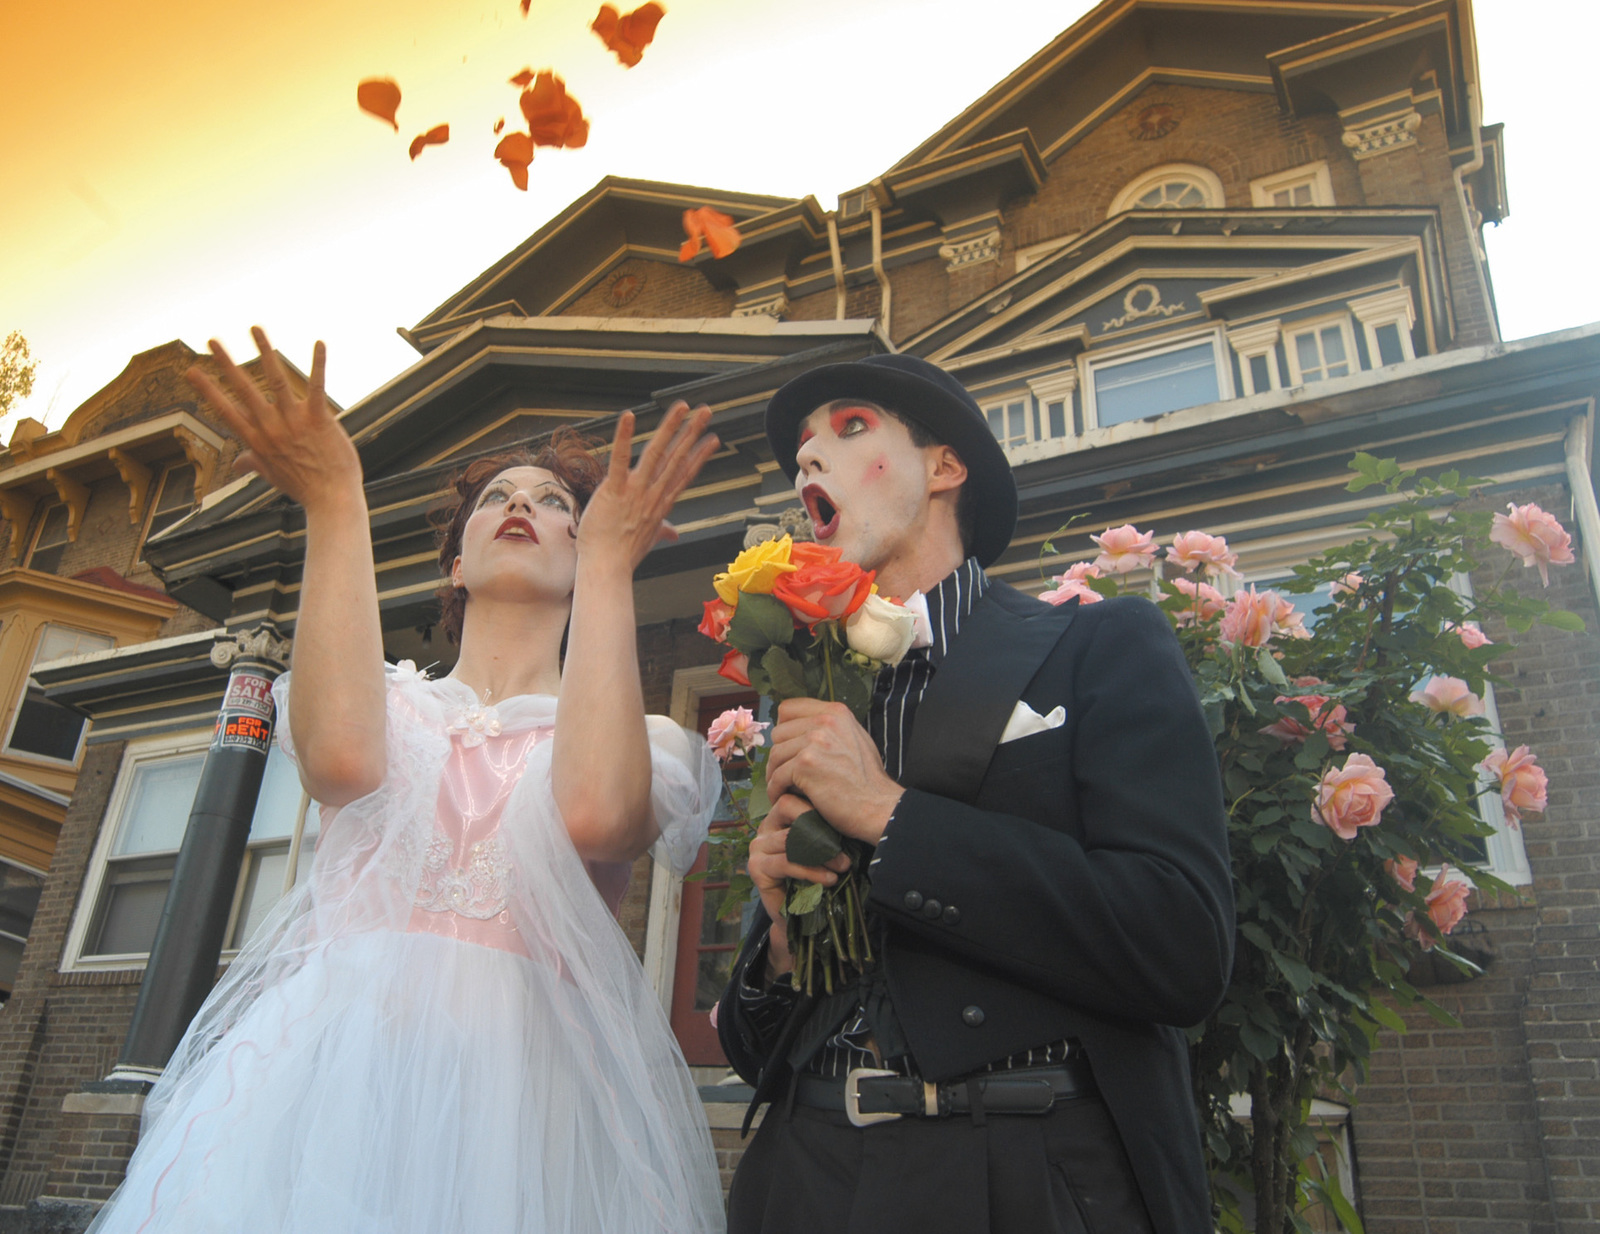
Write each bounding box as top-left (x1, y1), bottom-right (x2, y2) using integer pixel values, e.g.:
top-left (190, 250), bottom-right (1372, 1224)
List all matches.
top-left (433, 428), bottom-right (606, 645)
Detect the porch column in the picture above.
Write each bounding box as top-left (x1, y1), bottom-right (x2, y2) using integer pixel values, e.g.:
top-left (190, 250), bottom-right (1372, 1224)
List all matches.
top-left (111, 623), bottom-right (292, 1078)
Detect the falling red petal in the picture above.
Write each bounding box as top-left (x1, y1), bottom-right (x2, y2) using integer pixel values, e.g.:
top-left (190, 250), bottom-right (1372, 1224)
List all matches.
top-left (494, 117), bottom-right (505, 134)
top-left (357, 78), bottom-right (402, 131)
top-left (681, 207), bottom-right (741, 261)
top-left (509, 67), bottom-right (536, 87)
top-left (591, 3), bottom-right (664, 68)
top-left (408, 123), bottom-right (450, 160)
top-left (520, 71), bottom-right (589, 148)
top-left (494, 131), bottom-right (534, 190)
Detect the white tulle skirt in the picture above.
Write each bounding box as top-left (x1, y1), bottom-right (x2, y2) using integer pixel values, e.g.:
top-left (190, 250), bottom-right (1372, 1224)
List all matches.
top-left (89, 929), bottom-right (722, 1234)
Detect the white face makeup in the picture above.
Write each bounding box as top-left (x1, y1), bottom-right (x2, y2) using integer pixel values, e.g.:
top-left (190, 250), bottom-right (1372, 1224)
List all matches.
top-left (452, 466), bottom-right (580, 603)
top-left (793, 401), bottom-right (935, 574)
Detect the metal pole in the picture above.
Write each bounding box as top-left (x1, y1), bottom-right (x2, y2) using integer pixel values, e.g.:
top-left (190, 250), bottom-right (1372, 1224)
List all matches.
top-left (111, 625), bottom-right (290, 1078)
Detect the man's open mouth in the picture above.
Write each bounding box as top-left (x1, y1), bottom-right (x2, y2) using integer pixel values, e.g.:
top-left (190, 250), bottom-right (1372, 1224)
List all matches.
top-left (495, 517), bottom-right (539, 543)
top-left (801, 484), bottom-right (840, 539)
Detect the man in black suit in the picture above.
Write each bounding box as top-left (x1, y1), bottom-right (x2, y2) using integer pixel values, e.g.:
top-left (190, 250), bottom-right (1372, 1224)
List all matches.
top-left (715, 354), bottom-right (1235, 1234)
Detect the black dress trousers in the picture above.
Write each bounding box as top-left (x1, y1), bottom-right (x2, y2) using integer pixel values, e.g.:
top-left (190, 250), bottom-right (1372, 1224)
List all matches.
top-left (726, 1091), bottom-right (1156, 1234)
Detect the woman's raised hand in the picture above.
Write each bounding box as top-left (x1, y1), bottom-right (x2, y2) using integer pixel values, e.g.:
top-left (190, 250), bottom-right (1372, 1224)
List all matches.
top-left (578, 401), bottom-right (718, 573)
top-left (186, 327), bottom-right (362, 515)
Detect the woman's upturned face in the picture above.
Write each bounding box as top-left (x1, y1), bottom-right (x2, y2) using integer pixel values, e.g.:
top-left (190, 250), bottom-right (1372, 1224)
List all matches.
top-left (451, 466), bottom-right (580, 604)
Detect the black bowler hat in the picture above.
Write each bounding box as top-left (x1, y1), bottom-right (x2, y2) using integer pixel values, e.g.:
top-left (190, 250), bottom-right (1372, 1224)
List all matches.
top-left (765, 353), bottom-right (1018, 567)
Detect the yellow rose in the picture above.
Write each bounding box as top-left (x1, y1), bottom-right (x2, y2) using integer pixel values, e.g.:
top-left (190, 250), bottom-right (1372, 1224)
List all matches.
top-left (713, 535), bottom-right (798, 605)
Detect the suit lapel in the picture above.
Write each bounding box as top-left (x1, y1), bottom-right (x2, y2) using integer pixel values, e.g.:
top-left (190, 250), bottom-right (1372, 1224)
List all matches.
top-left (901, 583), bottom-right (1078, 804)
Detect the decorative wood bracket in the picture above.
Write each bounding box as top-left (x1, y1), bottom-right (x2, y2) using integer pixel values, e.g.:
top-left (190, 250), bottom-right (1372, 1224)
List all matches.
top-left (108, 448), bottom-right (155, 526)
top-left (45, 468), bottom-right (91, 542)
top-left (0, 489), bottom-right (38, 560)
top-left (173, 426), bottom-right (222, 498)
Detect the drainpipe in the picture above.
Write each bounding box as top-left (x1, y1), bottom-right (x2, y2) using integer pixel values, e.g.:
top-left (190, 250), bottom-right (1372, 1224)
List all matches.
top-left (1453, 6), bottom-right (1499, 344)
top-left (827, 214), bottom-right (847, 321)
top-left (1565, 414), bottom-right (1600, 612)
top-left (870, 204), bottom-right (892, 343)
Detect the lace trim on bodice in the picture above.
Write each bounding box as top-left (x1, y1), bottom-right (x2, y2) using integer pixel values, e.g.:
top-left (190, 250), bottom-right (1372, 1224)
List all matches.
top-left (412, 829), bottom-right (517, 920)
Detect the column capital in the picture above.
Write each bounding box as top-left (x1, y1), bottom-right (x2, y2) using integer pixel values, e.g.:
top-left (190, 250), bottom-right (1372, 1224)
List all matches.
top-left (210, 623), bottom-right (291, 671)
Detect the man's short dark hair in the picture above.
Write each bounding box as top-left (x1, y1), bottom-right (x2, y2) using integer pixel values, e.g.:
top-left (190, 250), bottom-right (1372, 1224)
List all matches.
top-left (881, 406), bottom-right (979, 560)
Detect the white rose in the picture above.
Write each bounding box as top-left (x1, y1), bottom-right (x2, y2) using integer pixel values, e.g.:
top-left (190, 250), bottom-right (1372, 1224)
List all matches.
top-left (845, 594), bottom-right (919, 665)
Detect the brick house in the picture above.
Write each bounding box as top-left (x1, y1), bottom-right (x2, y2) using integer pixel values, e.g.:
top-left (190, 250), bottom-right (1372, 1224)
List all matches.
top-left (2, 1), bottom-right (1597, 1229)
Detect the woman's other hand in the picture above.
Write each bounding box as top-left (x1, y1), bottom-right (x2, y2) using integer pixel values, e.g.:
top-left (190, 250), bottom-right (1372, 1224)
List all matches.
top-left (186, 327), bottom-right (361, 516)
top-left (577, 401), bottom-right (718, 574)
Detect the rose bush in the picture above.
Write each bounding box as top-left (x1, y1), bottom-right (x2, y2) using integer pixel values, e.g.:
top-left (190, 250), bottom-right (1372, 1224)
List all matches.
top-left (1038, 454), bottom-right (1583, 1234)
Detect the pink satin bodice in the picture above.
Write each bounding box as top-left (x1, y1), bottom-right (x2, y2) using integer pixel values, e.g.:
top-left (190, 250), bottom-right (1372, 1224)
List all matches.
top-left (403, 724), bottom-right (632, 956)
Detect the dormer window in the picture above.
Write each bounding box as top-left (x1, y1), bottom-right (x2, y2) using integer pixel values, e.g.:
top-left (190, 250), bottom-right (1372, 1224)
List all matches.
top-left (1286, 317), bottom-right (1357, 385)
top-left (25, 504), bottom-right (70, 574)
top-left (1108, 164), bottom-right (1225, 217)
top-left (1250, 162), bottom-right (1335, 209)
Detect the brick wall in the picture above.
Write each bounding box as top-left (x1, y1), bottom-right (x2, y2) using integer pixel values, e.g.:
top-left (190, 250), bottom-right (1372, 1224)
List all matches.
top-left (1353, 483), bottom-right (1600, 1234)
top-left (561, 256), bottom-right (735, 321)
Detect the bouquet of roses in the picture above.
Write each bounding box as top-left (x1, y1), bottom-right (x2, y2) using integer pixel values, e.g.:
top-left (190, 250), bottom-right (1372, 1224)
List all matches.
top-left (699, 534), bottom-right (922, 996)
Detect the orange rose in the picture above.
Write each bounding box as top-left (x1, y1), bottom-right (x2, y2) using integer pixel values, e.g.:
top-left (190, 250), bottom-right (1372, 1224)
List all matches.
top-left (772, 557), bottom-right (875, 628)
top-left (717, 648), bottom-right (751, 687)
top-left (699, 598), bottom-right (734, 643)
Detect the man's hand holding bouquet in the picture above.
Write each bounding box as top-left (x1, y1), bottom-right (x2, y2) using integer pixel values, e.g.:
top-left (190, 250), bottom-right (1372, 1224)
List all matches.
top-left (699, 535), bottom-right (922, 996)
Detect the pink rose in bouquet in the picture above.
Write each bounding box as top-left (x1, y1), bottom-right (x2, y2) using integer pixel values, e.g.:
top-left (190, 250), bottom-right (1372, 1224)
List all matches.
top-left (706, 706), bottom-right (769, 763)
top-left (1312, 753), bottom-right (1394, 840)
top-left (1490, 502), bottom-right (1575, 586)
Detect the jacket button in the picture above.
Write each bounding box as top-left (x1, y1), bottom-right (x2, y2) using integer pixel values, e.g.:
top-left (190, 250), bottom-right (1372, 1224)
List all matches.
top-left (962, 1005), bottom-right (986, 1027)
top-left (942, 905), bottom-right (961, 925)
top-left (903, 890), bottom-right (924, 911)
top-left (922, 899), bottom-right (943, 920)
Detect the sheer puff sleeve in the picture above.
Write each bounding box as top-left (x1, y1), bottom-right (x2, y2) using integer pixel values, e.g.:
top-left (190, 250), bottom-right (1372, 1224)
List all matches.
top-left (644, 715), bottom-right (722, 877)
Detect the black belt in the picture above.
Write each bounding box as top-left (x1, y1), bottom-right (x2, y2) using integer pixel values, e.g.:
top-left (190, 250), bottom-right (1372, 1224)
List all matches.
top-left (796, 1060), bottom-right (1097, 1128)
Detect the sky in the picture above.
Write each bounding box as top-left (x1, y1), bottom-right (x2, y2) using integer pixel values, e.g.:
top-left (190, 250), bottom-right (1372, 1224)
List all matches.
top-left (2, 0), bottom-right (1595, 433)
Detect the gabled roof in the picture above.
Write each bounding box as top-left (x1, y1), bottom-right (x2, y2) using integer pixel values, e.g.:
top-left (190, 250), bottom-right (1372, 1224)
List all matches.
top-left (892, 1), bottom-right (1457, 170)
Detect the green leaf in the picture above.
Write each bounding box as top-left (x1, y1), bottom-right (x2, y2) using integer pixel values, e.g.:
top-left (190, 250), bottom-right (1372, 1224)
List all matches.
top-left (1367, 1002), bottom-right (1406, 1033)
top-left (1417, 994), bottom-right (1463, 1029)
top-left (1319, 1171), bottom-right (1366, 1234)
top-left (786, 880), bottom-right (824, 916)
top-left (1239, 1021), bottom-right (1280, 1061)
top-left (1238, 921), bottom-right (1275, 952)
top-left (1256, 645), bottom-right (1290, 688)
top-left (747, 768), bottom-right (771, 824)
top-left (725, 593), bottom-right (797, 655)
top-left (762, 645), bottom-right (809, 699)
top-left (1272, 951), bottom-right (1315, 995)
top-left (1540, 609), bottom-right (1587, 633)
top-left (786, 810), bottom-right (843, 867)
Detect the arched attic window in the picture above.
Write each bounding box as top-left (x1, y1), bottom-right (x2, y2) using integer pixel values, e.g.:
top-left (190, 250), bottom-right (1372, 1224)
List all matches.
top-left (1107, 164), bottom-right (1226, 217)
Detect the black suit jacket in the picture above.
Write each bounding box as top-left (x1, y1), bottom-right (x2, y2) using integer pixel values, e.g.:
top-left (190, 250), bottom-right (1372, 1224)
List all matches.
top-left (718, 585), bottom-right (1235, 1234)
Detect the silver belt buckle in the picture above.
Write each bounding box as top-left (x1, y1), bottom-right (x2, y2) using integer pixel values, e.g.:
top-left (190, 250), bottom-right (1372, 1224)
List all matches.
top-left (844, 1067), bottom-right (900, 1127)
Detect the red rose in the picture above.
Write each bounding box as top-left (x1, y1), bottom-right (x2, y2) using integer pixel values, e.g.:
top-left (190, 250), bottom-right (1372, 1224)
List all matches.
top-left (717, 648), bottom-right (751, 687)
top-left (771, 557), bottom-right (875, 628)
top-left (699, 598), bottom-right (735, 643)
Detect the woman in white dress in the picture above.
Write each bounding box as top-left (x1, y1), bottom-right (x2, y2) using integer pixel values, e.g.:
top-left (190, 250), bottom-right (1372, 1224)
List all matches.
top-left (88, 328), bottom-right (727, 1233)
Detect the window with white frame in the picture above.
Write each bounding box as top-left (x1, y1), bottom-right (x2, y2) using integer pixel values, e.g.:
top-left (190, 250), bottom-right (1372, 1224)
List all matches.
top-left (25, 503), bottom-right (71, 574)
top-left (1085, 333), bottom-right (1230, 429)
top-left (1285, 317), bottom-right (1357, 385)
top-left (1347, 288), bottom-right (1417, 370)
top-left (68, 734), bottom-right (316, 966)
top-left (141, 462), bottom-right (197, 546)
top-left (1227, 320), bottom-right (1283, 398)
top-left (1107, 164), bottom-right (1225, 217)
top-left (1249, 161), bottom-right (1335, 209)
top-left (0, 859), bottom-right (45, 1001)
top-left (983, 385), bottom-right (1075, 456)
top-left (4, 624), bottom-right (116, 763)
top-left (983, 398), bottom-right (1031, 452)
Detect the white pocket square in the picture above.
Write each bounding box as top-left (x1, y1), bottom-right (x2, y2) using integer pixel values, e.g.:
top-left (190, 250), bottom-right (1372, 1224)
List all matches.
top-left (999, 701), bottom-right (1066, 744)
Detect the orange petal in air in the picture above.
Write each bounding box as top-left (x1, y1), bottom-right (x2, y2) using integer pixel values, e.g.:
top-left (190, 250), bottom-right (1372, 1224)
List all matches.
top-left (681, 207), bottom-right (741, 261)
top-left (494, 117), bottom-right (505, 134)
top-left (495, 131), bottom-right (534, 190)
top-left (509, 67), bottom-right (536, 87)
top-left (408, 124), bottom-right (450, 160)
top-left (357, 78), bottom-right (402, 131)
top-left (521, 0), bottom-right (532, 15)
top-left (520, 71), bottom-right (589, 148)
top-left (592, 3), bottom-right (664, 68)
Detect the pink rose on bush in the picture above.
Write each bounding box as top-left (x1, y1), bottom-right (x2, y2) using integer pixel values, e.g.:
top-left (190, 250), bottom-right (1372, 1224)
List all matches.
top-left (1091, 524), bottom-right (1158, 574)
top-left (1058, 561), bottom-right (1103, 584)
top-left (1261, 679), bottom-right (1353, 750)
top-left (1313, 753), bottom-right (1395, 840)
top-left (1172, 577), bottom-right (1227, 625)
top-left (706, 706), bottom-right (768, 763)
top-left (1219, 586), bottom-right (1278, 647)
top-left (1444, 620), bottom-right (1492, 649)
top-left (1409, 675), bottom-right (1485, 719)
top-left (1490, 502), bottom-right (1575, 586)
top-left (1407, 867), bottom-right (1471, 949)
top-left (1040, 577), bottom-right (1103, 606)
top-left (1385, 854), bottom-right (1419, 894)
top-left (1330, 572), bottom-right (1365, 600)
top-left (1167, 531), bottom-right (1240, 577)
top-left (1481, 744), bottom-right (1548, 826)
top-left (1272, 595), bottom-right (1310, 640)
